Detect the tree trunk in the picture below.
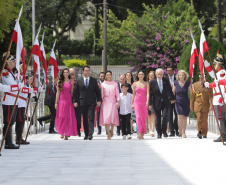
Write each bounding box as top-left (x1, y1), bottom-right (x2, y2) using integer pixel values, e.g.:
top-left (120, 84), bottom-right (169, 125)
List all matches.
top-left (191, 0), bottom-right (193, 8)
top-left (217, 0), bottom-right (222, 43)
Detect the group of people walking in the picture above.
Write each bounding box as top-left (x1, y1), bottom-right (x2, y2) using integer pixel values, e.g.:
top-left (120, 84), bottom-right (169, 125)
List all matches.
top-left (2, 52), bottom-right (226, 150)
top-left (52, 64), bottom-right (212, 141)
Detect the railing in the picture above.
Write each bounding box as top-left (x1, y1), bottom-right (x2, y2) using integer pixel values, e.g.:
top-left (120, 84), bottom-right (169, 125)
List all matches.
top-left (0, 91), bottom-right (49, 143)
top-left (189, 111), bottom-right (219, 134)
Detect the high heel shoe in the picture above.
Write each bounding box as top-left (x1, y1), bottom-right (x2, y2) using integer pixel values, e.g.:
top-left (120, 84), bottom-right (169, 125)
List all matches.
top-left (60, 135), bottom-right (64, 139)
top-left (64, 136), bottom-right (68, 140)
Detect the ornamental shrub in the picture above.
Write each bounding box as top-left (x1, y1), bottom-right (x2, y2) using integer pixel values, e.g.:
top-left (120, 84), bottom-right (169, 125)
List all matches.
top-left (63, 59), bottom-right (87, 68)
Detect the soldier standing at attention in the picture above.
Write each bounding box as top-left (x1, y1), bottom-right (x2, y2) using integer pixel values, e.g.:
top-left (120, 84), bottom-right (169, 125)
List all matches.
top-left (1, 53), bottom-right (20, 149)
top-left (204, 53), bottom-right (226, 142)
top-left (190, 73), bottom-right (213, 139)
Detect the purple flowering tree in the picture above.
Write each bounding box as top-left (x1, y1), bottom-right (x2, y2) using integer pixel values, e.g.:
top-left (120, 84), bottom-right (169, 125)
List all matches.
top-left (98, 0), bottom-right (199, 73)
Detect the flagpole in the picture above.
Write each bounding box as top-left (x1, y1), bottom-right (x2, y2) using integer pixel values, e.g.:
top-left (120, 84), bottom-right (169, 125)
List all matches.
top-left (0, 54), bottom-right (32, 156)
top-left (207, 50), bottom-right (226, 113)
top-left (18, 94), bottom-right (32, 148)
top-left (207, 91), bottom-right (225, 145)
top-left (25, 79), bottom-right (45, 141)
top-left (0, 6), bottom-right (23, 81)
top-left (0, 41), bottom-right (13, 81)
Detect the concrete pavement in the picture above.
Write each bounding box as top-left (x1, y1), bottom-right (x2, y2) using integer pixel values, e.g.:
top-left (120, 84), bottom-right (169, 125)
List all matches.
top-left (0, 124), bottom-right (225, 185)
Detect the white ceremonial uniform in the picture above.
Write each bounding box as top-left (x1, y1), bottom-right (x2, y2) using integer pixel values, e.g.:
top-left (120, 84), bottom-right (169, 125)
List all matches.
top-left (212, 69), bottom-right (226, 105)
top-left (2, 68), bottom-right (19, 105)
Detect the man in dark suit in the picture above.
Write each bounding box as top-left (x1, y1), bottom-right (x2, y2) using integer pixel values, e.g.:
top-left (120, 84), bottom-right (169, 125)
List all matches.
top-left (73, 66), bottom-right (101, 140)
top-left (97, 72), bottom-right (105, 135)
top-left (38, 76), bottom-right (59, 134)
top-left (149, 68), bottom-right (175, 138)
top-left (116, 74), bottom-right (132, 135)
top-left (165, 66), bottom-right (178, 136)
top-left (69, 68), bottom-right (82, 137)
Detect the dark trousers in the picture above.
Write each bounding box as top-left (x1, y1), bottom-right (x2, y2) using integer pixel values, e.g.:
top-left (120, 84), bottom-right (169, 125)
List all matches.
top-left (117, 108), bottom-right (121, 134)
top-left (81, 105), bottom-right (96, 136)
top-left (75, 106), bottom-right (81, 134)
top-left (96, 106), bottom-right (102, 133)
top-left (120, 114), bottom-right (131, 136)
top-left (48, 106), bottom-right (56, 131)
top-left (214, 105), bottom-right (226, 138)
top-left (168, 102), bottom-right (178, 134)
top-left (155, 101), bottom-right (169, 136)
top-left (3, 105), bottom-right (18, 144)
top-left (16, 107), bottom-right (25, 140)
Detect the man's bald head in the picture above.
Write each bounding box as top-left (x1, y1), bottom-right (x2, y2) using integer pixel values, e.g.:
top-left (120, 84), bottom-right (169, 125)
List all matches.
top-left (119, 74), bottom-right (126, 84)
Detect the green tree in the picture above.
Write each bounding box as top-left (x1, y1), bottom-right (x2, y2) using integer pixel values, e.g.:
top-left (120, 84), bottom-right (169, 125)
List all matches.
top-left (32, 0), bottom-right (90, 58)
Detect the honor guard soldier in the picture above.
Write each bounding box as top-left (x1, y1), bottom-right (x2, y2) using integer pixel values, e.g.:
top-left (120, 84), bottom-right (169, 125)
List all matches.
top-left (190, 72), bottom-right (213, 139)
top-left (1, 53), bottom-right (20, 149)
top-left (204, 53), bottom-right (226, 142)
top-left (15, 62), bottom-right (43, 145)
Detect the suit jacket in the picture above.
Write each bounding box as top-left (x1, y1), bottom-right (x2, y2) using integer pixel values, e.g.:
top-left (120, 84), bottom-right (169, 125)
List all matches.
top-left (44, 83), bottom-right (56, 107)
top-left (149, 77), bottom-right (175, 110)
top-left (117, 82), bottom-right (132, 94)
top-left (73, 76), bottom-right (101, 106)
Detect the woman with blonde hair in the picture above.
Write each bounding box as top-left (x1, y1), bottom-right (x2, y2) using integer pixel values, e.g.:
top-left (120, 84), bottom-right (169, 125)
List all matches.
top-left (146, 71), bottom-right (156, 137)
top-left (172, 70), bottom-right (191, 138)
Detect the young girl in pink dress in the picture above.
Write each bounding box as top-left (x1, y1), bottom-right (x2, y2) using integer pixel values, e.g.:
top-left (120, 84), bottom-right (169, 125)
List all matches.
top-left (100, 71), bottom-right (120, 140)
top-left (131, 70), bottom-right (149, 139)
top-left (55, 68), bottom-right (77, 140)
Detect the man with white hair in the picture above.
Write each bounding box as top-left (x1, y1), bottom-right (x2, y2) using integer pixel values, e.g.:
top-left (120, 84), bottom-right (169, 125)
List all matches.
top-left (149, 68), bottom-right (175, 138)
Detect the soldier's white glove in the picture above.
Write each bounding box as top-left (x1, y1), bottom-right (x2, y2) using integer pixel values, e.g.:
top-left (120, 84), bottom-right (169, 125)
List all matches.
top-left (19, 82), bottom-right (24, 89)
top-left (38, 86), bottom-right (43, 92)
top-left (204, 82), bottom-right (209, 88)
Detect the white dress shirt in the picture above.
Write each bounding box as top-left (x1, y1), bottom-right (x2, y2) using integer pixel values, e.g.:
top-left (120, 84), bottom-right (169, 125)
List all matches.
top-left (119, 92), bottom-right (132, 115)
top-left (157, 78), bottom-right (163, 93)
top-left (83, 76), bottom-right (90, 86)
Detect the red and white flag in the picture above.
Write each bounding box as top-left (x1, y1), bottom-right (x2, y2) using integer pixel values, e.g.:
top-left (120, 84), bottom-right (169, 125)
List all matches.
top-left (31, 23), bottom-right (42, 86)
top-left (204, 60), bottom-right (215, 78)
top-left (48, 40), bottom-right (59, 81)
top-left (198, 20), bottom-right (209, 83)
top-left (11, 6), bottom-right (26, 82)
top-left (40, 32), bottom-right (49, 90)
top-left (189, 30), bottom-right (198, 87)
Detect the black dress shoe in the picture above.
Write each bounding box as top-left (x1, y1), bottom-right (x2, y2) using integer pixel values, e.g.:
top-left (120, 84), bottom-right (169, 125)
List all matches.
top-left (5, 143), bottom-right (19, 149)
top-left (16, 139), bottom-right (30, 145)
top-left (203, 135), bottom-right (207, 138)
top-left (117, 132), bottom-right (120, 136)
top-left (77, 132), bottom-right (81, 137)
top-left (157, 135), bottom-right (162, 139)
top-left (37, 119), bottom-right (43, 126)
top-left (169, 133), bottom-right (175, 137)
top-left (176, 131), bottom-right (179, 136)
top-left (88, 135), bottom-right (93, 140)
top-left (213, 137), bottom-right (225, 142)
top-left (197, 132), bottom-right (202, 139)
top-left (84, 136), bottom-right (88, 140)
top-left (49, 130), bottom-right (58, 134)
top-left (97, 132), bottom-right (101, 135)
top-left (163, 133), bottom-right (168, 137)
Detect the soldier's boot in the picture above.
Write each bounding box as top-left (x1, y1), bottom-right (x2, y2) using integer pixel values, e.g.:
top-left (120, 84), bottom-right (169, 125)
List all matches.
top-left (3, 125), bottom-right (18, 149)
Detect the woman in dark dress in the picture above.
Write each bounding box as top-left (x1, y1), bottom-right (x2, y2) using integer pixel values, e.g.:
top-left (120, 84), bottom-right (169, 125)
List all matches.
top-left (172, 70), bottom-right (191, 138)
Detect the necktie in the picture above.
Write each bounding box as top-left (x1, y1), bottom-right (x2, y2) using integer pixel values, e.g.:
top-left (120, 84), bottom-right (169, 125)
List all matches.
top-left (170, 77), bottom-right (173, 87)
top-left (85, 78), bottom-right (88, 88)
top-left (159, 80), bottom-right (162, 93)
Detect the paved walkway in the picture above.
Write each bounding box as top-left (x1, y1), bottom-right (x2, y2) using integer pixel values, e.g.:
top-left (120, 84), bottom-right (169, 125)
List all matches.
top-left (0, 124), bottom-right (226, 185)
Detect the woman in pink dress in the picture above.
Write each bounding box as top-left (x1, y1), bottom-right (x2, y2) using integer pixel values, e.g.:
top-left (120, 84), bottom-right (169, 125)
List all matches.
top-left (131, 70), bottom-right (149, 139)
top-left (100, 71), bottom-right (120, 140)
top-left (55, 68), bottom-right (77, 140)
